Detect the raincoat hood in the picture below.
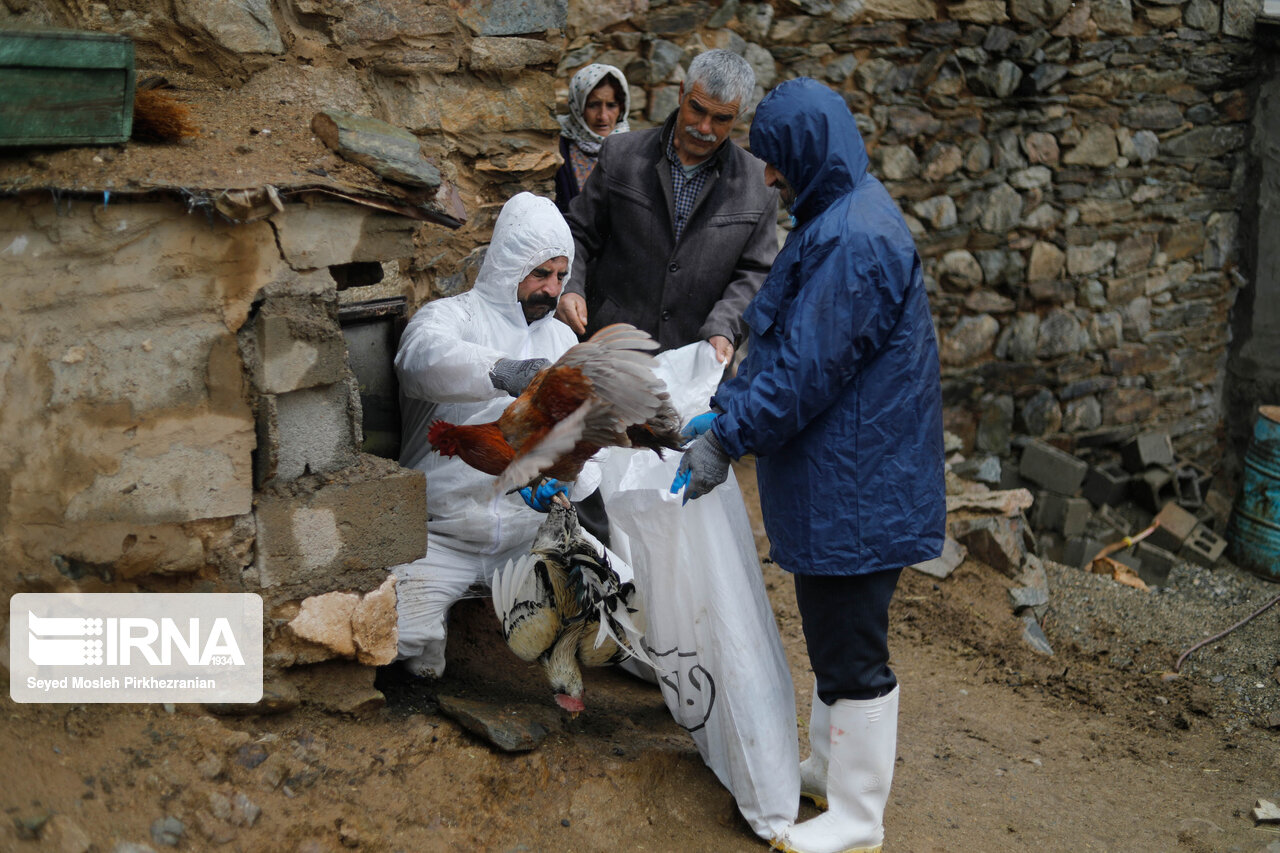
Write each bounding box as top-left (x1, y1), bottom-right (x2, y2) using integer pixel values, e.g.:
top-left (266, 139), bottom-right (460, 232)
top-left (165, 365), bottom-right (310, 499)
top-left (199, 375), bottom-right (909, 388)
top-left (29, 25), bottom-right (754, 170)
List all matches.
top-left (748, 77), bottom-right (868, 226)
top-left (472, 192), bottom-right (574, 326)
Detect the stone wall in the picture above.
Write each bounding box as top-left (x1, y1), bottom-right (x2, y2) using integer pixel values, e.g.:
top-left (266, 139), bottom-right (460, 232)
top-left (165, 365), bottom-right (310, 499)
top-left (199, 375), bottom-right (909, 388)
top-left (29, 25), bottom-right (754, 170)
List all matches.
top-left (554, 0), bottom-right (1258, 476)
top-left (5, 0), bottom-right (1259, 473)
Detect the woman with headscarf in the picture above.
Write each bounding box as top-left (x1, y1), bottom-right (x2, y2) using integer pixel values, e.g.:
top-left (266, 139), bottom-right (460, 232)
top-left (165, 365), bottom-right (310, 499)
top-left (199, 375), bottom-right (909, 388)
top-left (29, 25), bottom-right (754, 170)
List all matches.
top-left (554, 63), bottom-right (631, 212)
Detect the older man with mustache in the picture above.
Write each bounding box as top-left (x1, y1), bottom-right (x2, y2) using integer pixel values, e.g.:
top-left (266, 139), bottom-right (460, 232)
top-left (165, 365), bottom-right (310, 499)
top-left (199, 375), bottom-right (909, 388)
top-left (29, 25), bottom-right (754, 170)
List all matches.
top-left (556, 49), bottom-right (778, 367)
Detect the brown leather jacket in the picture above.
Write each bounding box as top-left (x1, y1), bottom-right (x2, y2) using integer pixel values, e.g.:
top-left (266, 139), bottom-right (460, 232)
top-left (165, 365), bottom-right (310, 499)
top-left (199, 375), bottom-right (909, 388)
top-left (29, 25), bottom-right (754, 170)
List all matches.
top-left (563, 112), bottom-right (779, 351)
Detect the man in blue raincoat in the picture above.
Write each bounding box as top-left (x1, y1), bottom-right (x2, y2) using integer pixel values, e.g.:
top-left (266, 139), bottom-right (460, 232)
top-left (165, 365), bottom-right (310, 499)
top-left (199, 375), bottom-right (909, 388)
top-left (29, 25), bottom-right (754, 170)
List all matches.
top-left (673, 77), bottom-right (946, 853)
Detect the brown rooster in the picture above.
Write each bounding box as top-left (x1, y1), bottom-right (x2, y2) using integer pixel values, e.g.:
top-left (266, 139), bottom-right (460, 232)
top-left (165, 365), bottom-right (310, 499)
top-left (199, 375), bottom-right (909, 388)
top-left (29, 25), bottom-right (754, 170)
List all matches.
top-left (427, 323), bottom-right (685, 494)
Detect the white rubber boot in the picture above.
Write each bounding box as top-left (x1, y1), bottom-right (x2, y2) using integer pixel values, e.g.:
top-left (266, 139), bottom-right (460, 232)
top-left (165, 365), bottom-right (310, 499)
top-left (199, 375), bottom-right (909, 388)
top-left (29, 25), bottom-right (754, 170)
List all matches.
top-left (800, 682), bottom-right (831, 809)
top-left (772, 686), bottom-right (899, 853)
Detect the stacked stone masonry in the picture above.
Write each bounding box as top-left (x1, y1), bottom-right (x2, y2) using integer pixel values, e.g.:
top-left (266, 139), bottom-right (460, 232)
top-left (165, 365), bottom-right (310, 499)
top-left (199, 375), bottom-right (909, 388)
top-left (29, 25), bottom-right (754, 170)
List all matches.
top-left (2, 0), bottom-right (1254, 475)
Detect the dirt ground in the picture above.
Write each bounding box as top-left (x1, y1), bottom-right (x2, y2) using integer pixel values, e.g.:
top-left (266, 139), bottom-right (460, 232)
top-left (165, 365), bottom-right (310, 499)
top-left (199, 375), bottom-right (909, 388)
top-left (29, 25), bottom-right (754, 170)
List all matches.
top-left (4, 460), bottom-right (1280, 852)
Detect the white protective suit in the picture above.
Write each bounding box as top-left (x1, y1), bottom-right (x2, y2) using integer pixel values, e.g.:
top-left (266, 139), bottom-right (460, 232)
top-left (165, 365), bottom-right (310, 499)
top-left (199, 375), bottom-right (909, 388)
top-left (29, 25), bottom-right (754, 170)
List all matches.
top-left (391, 192), bottom-right (599, 677)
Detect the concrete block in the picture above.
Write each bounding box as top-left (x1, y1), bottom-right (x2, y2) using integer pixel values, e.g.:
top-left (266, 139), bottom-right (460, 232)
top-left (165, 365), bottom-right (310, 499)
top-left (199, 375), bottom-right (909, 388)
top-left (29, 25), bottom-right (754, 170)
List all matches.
top-left (1064, 536), bottom-right (1105, 569)
top-left (1129, 465), bottom-right (1178, 513)
top-left (1037, 531), bottom-right (1064, 563)
top-left (256, 380), bottom-right (362, 485)
top-left (1150, 501), bottom-right (1199, 552)
top-left (1083, 463), bottom-right (1129, 507)
top-left (1091, 504), bottom-right (1132, 539)
top-left (1179, 523), bottom-right (1226, 568)
top-left (1019, 439), bottom-right (1088, 495)
top-left (1173, 464), bottom-right (1205, 510)
top-left (254, 455), bottom-right (426, 597)
top-left (1034, 492), bottom-right (1093, 537)
top-left (272, 203), bottom-right (416, 270)
top-left (1135, 542), bottom-right (1177, 586)
top-left (998, 458), bottom-right (1032, 490)
top-left (254, 303), bottom-right (351, 394)
top-left (1120, 431), bottom-right (1175, 473)
top-left (1110, 549), bottom-right (1142, 572)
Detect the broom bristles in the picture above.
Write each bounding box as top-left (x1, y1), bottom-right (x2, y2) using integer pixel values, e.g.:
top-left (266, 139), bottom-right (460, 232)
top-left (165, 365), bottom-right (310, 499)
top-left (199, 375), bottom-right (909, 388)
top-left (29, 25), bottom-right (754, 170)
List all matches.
top-left (132, 89), bottom-right (200, 143)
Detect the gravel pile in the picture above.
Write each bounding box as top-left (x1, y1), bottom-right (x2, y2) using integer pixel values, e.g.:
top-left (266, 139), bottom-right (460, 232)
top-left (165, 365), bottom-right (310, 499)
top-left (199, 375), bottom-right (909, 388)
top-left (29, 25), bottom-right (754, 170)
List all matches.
top-left (1041, 555), bottom-right (1280, 730)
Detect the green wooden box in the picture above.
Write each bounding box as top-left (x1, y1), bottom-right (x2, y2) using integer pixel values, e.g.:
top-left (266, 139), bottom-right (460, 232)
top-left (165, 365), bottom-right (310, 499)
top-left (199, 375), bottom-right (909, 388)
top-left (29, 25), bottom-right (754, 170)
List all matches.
top-left (0, 27), bottom-right (135, 146)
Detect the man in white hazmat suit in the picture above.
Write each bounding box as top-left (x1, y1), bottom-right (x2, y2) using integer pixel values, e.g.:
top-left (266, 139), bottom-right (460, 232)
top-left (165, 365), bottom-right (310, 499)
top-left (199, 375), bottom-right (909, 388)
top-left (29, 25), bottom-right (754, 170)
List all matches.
top-left (391, 192), bottom-right (600, 677)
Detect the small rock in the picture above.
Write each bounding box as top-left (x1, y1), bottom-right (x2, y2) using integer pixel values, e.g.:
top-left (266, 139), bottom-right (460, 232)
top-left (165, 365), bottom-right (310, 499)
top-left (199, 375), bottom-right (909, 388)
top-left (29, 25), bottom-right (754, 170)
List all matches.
top-left (14, 812), bottom-right (50, 840)
top-left (911, 536), bottom-right (967, 579)
top-left (231, 792), bottom-right (262, 828)
top-left (946, 489), bottom-right (1035, 517)
top-left (150, 816), bottom-right (184, 847)
top-left (112, 844), bottom-right (159, 853)
top-left (1009, 585), bottom-right (1050, 612)
top-left (1255, 799), bottom-right (1280, 823)
top-left (235, 742), bottom-right (269, 769)
top-left (43, 815), bottom-right (92, 853)
top-left (208, 790), bottom-right (233, 821)
top-left (193, 810), bottom-right (237, 845)
top-left (951, 515), bottom-right (1027, 576)
top-left (1021, 614), bottom-right (1054, 654)
top-left (338, 818), bottom-right (361, 848)
top-left (436, 694), bottom-right (550, 752)
top-left (196, 750), bottom-right (225, 780)
top-left (258, 752), bottom-right (294, 790)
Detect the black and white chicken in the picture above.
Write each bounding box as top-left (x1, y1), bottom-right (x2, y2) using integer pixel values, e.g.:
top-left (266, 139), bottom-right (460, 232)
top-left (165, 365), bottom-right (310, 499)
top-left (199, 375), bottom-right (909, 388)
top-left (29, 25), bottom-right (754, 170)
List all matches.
top-left (492, 503), bottom-right (650, 712)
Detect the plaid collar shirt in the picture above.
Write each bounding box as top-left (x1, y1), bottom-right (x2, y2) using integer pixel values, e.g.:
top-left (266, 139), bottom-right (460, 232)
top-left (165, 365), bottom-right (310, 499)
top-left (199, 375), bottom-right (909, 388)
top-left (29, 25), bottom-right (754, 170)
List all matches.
top-left (665, 134), bottom-right (714, 243)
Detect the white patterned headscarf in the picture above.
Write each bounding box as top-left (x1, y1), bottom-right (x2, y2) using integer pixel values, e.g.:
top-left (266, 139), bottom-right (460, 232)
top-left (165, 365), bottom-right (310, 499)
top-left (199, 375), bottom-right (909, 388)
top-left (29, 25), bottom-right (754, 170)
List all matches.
top-left (557, 64), bottom-right (631, 156)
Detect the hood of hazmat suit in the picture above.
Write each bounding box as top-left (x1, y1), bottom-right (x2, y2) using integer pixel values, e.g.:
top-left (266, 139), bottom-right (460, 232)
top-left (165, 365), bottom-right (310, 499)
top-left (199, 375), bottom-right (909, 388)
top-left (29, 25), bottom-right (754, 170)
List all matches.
top-left (396, 192), bottom-right (583, 555)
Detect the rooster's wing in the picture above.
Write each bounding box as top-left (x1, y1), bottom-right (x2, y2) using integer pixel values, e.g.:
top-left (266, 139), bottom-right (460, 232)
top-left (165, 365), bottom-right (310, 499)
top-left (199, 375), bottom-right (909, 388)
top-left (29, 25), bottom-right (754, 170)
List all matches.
top-left (492, 554), bottom-right (568, 663)
top-left (494, 324), bottom-right (668, 492)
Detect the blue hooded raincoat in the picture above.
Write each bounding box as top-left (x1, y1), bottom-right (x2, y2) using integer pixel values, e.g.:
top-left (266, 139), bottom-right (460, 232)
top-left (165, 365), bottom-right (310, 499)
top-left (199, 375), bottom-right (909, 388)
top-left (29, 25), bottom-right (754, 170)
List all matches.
top-left (712, 78), bottom-right (946, 576)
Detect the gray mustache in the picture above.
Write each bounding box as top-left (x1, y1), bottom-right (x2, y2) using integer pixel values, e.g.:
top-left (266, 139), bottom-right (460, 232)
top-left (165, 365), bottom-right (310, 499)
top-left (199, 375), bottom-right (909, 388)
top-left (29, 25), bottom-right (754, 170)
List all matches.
top-left (684, 125), bottom-right (718, 142)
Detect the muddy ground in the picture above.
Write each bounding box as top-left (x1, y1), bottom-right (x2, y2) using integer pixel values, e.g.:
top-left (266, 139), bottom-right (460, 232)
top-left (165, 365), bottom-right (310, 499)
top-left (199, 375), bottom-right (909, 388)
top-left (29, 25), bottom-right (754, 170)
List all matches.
top-left (4, 460), bottom-right (1280, 852)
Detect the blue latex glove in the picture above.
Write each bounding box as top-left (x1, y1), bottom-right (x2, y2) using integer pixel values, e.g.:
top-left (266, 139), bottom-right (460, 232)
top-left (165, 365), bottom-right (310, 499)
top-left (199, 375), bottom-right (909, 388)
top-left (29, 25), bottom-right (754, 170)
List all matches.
top-left (670, 431), bottom-right (730, 505)
top-left (681, 411), bottom-right (719, 442)
top-left (519, 478), bottom-right (570, 512)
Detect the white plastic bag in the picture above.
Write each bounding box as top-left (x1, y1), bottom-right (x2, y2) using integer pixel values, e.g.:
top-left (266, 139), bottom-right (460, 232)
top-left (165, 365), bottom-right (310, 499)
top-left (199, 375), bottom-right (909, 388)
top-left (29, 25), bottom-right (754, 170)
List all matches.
top-left (599, 342), bottom-right (799, 840)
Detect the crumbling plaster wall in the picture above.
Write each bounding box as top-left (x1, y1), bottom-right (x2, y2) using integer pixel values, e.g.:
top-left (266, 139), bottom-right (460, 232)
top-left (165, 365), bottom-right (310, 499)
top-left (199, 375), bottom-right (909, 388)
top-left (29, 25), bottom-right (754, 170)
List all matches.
top-left (0, 197), bottom-right (268, 592)
top-left (0, 194), bottom-right (427, 706)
